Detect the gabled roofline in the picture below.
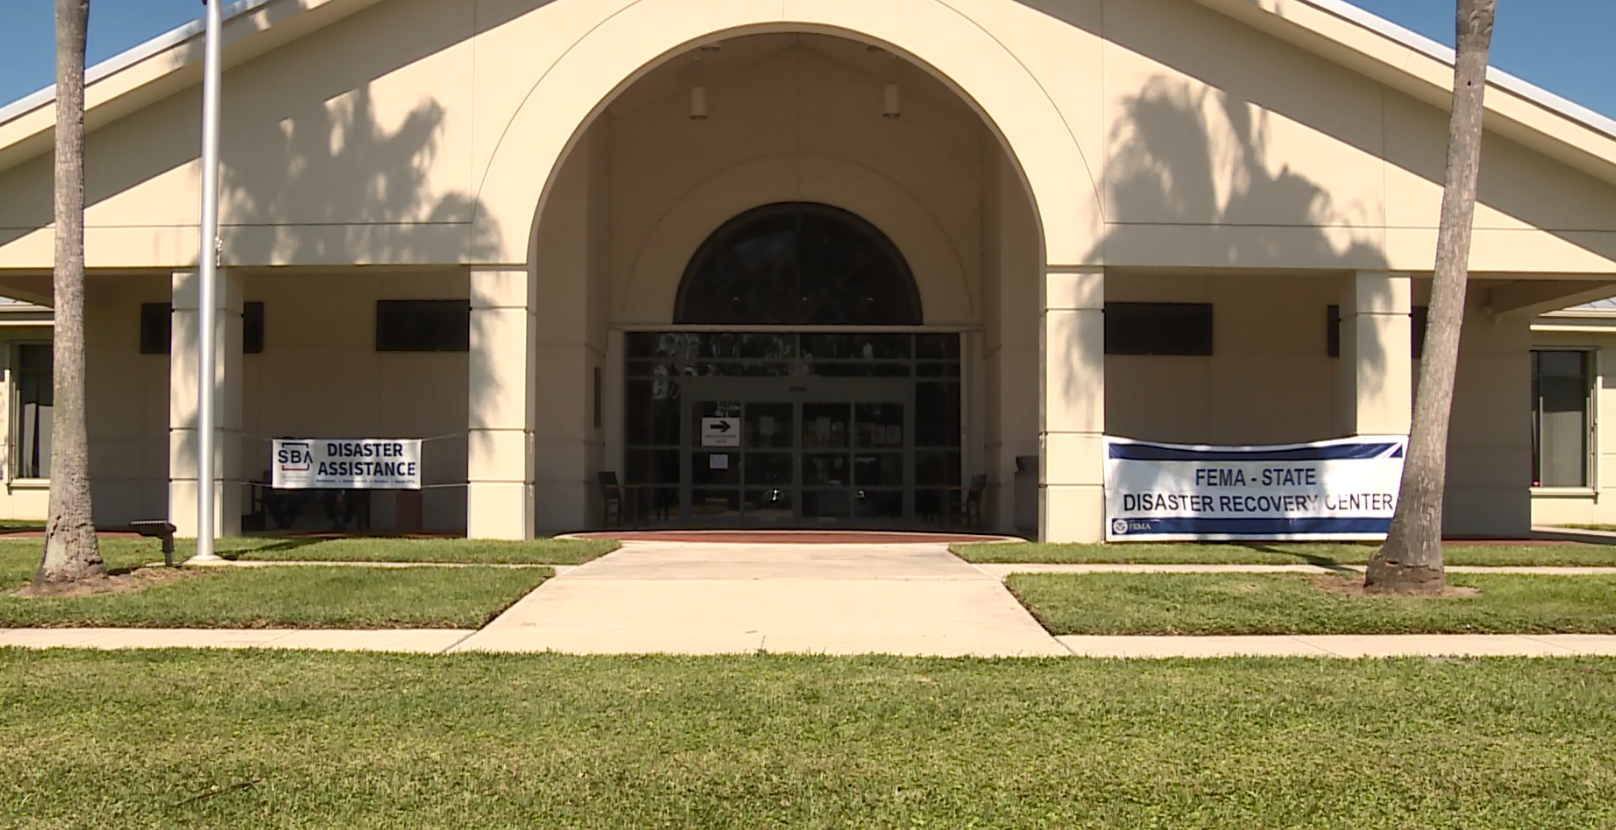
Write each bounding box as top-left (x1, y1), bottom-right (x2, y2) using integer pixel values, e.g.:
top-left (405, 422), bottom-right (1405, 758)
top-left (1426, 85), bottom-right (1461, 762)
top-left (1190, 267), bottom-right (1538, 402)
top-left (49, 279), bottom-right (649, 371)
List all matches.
top-left (1, 0), bottom-right (1616, 184)
top-left (0, 0), bottom-right (385, 174)
top-left (1304, 0), bottom-right (1616, 143)
top-left (0, 0), bottom-right (277, 126)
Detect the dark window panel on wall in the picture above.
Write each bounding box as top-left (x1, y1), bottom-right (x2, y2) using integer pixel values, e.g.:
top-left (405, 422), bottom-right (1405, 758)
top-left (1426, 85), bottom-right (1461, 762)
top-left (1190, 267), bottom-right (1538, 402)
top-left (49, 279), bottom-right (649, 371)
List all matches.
top-left (375, 300), bottom-right (471, 352)
top-left (139, 303), bottom-right (171, 355)
top-left (1326, 305), bottom-right (1430, 359)
top-left (244, 301), bottom-right (265, 354)
top-left (1104, 302), bottom-right (1213, 356)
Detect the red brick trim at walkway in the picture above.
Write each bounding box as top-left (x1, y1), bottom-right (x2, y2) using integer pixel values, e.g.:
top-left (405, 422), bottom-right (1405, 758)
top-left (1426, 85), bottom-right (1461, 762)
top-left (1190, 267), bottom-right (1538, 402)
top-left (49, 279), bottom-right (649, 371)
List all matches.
top-left (566, 531), bottom-right (1019, 544)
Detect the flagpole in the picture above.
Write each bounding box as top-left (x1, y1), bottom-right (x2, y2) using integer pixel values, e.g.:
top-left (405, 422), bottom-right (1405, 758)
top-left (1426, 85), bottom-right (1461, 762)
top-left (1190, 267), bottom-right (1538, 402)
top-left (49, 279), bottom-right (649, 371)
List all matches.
top-left (189, 0), bottom-right (223, 562)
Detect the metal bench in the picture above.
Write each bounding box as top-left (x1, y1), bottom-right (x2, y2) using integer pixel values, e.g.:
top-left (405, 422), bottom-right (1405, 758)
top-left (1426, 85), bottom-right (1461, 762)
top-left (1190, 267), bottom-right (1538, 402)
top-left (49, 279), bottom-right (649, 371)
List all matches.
top-left (129, 520), bottom-right (178, 566)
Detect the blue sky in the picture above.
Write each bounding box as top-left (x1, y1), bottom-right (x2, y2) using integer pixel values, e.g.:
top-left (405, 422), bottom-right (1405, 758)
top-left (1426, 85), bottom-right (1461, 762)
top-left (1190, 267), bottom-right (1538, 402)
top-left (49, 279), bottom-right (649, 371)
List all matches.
top-left (0, 0), bottom-right (1613, 118)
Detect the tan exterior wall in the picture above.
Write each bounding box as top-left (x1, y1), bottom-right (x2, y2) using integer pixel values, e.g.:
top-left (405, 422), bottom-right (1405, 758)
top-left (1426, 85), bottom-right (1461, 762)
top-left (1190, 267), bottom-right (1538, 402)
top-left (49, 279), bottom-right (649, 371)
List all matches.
top-left (1105, 274), bottom-right (1344, 445)
top-left (0, 0), bottom-right (1613, 275)
top-left (604, 42), bottom-right (984, 327)
top-left (87, 276), bottom-right (173, 527)
top-left (240, 270), bottom-right (470, 532)
top-left (0, 0), bottom-right (1610, 539)
top-left (1437, 282), bottom-right (1534, 538)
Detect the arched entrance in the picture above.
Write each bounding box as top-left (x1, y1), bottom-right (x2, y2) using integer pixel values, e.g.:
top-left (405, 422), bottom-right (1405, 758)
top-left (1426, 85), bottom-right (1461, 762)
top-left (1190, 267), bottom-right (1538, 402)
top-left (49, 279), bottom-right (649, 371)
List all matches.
top-left (499, 21), bottom-right (1082, 536)
top-left (623, 202), bottom-right (961, 528)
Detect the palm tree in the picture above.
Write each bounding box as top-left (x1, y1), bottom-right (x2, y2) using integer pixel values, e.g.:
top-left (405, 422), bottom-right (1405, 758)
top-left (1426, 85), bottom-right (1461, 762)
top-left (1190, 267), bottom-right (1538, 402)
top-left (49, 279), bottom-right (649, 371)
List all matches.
top-left (35, 0), bottom-right (103, 584)
top-left (1366, 0), bottom-right (1496, 595)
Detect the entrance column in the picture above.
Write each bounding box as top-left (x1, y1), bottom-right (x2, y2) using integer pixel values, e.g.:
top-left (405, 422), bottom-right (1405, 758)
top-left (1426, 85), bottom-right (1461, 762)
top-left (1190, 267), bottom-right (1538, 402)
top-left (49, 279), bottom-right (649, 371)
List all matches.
top-left (1040, 267), bottom-right (1106, 542)
top-left (168, 268), bottom-right (243, 537)
top-left (467, 266), bottom-right (536, 540)
top-left (1339, 271), bottom-right (1413, 437)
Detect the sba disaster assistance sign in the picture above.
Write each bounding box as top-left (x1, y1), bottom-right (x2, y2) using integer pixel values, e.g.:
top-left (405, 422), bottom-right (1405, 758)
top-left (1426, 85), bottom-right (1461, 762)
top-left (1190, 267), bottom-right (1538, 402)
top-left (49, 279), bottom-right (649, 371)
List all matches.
top-left (273, 439), bottom-right (423, 490)
top-left (1104, 435), bottom-right (1406, 541)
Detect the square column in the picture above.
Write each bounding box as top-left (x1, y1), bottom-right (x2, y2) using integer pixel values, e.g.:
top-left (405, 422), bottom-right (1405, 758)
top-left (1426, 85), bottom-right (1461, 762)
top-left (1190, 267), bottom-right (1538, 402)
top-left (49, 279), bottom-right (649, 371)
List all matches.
top-left (169, 268), bottom-right (244, 537)
top-left (1339, 271), bottom-right (1412, 436)
top-left (1040, 267), bottom-right (1106, 542)
top-left (467, 267), bottom-right (536, 539)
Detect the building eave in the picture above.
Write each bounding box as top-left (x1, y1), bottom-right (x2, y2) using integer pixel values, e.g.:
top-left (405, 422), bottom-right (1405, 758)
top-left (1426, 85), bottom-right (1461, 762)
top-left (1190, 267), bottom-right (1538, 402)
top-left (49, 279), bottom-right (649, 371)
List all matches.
top-left (0, 0), bottom-right (387, 175)
top-left (1190, 0), bottom-right (1616, 186)
top-left (2, 0), bottom-right (1616, 187)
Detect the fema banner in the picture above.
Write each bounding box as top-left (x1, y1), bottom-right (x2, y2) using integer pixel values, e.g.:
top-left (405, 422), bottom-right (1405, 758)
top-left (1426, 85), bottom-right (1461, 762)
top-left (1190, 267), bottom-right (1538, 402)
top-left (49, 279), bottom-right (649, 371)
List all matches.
top-left (272, 439), bottom-right (423, 490)
top-left (1104, 436), bottom-right (1406, 542)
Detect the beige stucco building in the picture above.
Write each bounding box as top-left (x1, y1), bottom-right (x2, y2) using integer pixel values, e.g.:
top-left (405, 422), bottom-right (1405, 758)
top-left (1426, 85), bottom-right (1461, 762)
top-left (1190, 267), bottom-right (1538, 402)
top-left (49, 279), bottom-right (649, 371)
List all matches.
top-left (1, 0), bottom-right (1615, 541)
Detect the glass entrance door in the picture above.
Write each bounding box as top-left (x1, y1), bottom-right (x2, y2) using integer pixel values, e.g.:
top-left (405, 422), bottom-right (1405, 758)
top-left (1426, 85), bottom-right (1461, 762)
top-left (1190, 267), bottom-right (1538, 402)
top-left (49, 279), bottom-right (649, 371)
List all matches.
top-left (682, 378), bottom-right (913, 526)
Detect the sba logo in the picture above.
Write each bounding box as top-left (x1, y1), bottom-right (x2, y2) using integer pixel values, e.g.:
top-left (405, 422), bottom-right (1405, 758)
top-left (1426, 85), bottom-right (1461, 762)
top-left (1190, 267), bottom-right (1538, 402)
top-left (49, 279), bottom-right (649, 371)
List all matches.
top-left (277, 442), bottom-right (313, 472)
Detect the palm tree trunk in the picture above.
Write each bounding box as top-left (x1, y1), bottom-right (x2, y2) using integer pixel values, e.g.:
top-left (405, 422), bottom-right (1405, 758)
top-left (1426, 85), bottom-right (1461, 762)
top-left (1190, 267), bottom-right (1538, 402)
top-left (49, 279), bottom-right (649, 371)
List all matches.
top-left (1366, 0), bottom-right (1495, 595)
top-left (36, 0), bottom-right (103, 584)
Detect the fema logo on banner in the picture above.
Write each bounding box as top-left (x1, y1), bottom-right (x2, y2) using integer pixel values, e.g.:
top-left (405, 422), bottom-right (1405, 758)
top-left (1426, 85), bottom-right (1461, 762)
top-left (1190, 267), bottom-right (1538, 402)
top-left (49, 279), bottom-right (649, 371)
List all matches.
top-left (1111, 519), bottom-right (1130, 536)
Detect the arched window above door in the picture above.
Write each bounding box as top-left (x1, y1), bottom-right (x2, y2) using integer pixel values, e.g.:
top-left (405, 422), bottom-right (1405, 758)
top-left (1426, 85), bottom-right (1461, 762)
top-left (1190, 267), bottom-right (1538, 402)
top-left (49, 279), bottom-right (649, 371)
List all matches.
top-left (674, 202), bottom-right (922, 326)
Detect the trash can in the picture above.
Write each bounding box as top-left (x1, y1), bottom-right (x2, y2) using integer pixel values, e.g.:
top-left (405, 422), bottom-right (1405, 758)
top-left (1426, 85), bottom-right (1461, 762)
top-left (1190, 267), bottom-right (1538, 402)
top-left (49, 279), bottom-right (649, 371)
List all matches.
top-left (1014, 455), bottom-right (1039, 540)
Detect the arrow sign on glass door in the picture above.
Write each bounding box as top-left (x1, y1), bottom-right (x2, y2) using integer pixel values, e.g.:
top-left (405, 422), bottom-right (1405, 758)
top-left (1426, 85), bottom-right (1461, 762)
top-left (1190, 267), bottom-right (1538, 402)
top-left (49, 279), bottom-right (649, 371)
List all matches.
top-left (701, 417), bottom-right (741, 447)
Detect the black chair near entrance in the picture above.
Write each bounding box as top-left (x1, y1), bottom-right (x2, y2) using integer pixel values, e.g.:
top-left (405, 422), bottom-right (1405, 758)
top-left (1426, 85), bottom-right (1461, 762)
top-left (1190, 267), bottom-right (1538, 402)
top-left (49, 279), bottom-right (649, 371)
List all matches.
top-left (598, 472), bottom-right (647, 528)
top-left (944, 474), bottom-right (988, 530)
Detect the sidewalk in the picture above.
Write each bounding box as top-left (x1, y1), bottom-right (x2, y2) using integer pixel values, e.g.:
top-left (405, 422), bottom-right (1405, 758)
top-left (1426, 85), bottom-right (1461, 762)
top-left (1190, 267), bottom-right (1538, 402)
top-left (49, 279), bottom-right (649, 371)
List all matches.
top-left (1056, 634), bottom-right (1616, 658)
top-left (7, 627), bottom-right (1616, 658)
top-left (973, 563), bottom-right (1616, 577)
top-left (0, 628), bottom-right (474, 653)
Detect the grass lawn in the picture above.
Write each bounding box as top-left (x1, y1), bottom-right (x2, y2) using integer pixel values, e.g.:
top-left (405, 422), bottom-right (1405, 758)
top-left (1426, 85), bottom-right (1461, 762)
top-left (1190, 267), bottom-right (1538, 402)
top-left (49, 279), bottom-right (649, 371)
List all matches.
top-left (955, 540), bottom-right (1616, 566)
top-left (1007, 572), bottom-right (1616, 635)
top-left (0, 535), bottom-right (618, 572)
top-left (4, 652), bottom-right (1616, 829)
top-left (1, 540), bottom-right (550, 629)
top-left (215, 535), bottom-right (619, 565)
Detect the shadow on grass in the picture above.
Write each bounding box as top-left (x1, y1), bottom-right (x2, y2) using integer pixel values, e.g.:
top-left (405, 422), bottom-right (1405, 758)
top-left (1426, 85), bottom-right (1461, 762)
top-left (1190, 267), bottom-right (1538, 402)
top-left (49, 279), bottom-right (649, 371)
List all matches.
top-left (217, 537), bottom-right (328, 560)
top-left (1231, 544), bottom-right (1356, 571)
top-left (1531, 528), bottom-right (1616, 547)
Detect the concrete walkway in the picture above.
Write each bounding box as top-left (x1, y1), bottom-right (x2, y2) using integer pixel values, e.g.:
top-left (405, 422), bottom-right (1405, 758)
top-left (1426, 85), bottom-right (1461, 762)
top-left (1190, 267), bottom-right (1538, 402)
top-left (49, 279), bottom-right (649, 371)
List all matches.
top-left (449, 540), bottom-right (1069, 657)
top-left (1057, 634), bottom-right (1616, 658)
top-left (9, 627), bottom-right (1616, 658)
top-left (0, 628), bottom-right (473, 653)
top-left (974, 563), bottom-right (1616, 577)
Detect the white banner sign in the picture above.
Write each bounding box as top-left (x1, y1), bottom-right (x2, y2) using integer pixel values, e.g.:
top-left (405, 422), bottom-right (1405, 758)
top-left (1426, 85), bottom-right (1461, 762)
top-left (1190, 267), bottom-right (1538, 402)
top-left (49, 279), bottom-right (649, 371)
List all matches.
top-left (273, 439), bottom-right (423, 490)
top-left (1104, 435), bottom-right (1406, 541)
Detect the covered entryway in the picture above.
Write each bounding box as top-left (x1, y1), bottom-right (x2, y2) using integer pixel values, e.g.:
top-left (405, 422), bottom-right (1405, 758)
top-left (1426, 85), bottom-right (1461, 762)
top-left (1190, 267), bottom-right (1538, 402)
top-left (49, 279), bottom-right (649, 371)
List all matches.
top-left (512, 30), bottom-right (1044, 536)
top-left (624, 201), bottom-right (967, 528)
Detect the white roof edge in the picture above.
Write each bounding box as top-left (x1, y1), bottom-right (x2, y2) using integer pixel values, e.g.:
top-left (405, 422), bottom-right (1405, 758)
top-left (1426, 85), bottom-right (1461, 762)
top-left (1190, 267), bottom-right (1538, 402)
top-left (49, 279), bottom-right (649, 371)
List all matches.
top-left (1298, 0), bottom-right (1616, 142)
top-left (0, 0), bottom-right (280, 125)
top-left (1, 0), bottom-right (1615, 145)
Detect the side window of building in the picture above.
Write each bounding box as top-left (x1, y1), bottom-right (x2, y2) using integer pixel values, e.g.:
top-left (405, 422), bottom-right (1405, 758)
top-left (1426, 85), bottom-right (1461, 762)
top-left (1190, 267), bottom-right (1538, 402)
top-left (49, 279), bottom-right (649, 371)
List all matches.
top-left (13, 344), bottom-right (52, 479)
top-left (139, 303), bottom-right (171, 355)
top-left (244, 301), bottom-right (265, 354)
top-left (1532, 349), bottom-right (1593, 488)
top-left (1326, 305), bottom-right (1430, 358)
top-left (1104, 302), bottom-right (1213, 356)
top-left (140, 302), bottom-right (265, 354)
top-left (375, 300), bottom-right (471, 352)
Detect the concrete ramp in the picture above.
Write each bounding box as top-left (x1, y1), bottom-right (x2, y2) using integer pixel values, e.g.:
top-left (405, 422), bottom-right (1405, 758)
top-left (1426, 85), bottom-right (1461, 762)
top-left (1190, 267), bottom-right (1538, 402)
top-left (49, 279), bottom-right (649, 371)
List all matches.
top-left (452, 540), bottom-right (1066, 657)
